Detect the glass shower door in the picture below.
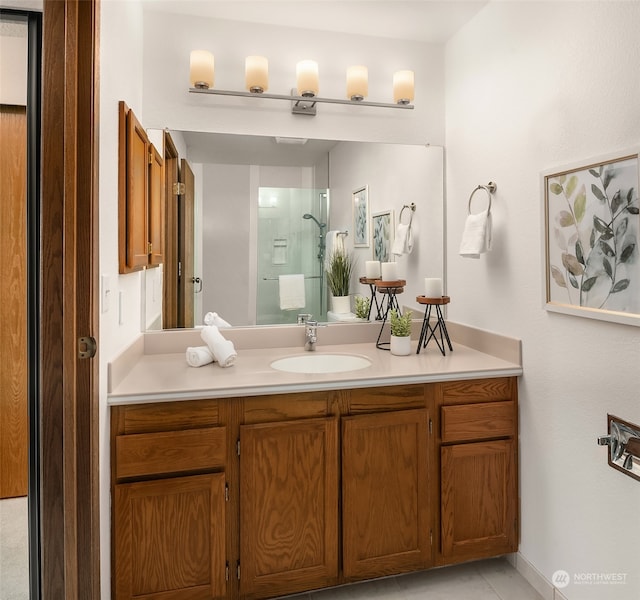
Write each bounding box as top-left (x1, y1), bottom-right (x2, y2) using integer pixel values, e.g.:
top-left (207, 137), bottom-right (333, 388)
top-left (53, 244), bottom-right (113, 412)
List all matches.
top-left (256, 187), bottom-right (328, 324)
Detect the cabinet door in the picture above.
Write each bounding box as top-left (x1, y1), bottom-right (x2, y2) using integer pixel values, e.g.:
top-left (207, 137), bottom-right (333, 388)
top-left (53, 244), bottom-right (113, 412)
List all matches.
top-left (239, 417), bottom-right (339, 599)
top-left (118, 101), bottom-right (150, 273)
top-left (114, 473), bottom-right (226, 600)
top-left (148, 142), bottom-right (164, 267)
top-left (342, 409), bottom-right (431, 580)
top-left (441, 439), bottom-right (517, 562)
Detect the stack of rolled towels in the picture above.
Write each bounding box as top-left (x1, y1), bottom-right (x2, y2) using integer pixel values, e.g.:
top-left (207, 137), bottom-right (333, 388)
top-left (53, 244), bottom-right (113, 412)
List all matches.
top-left (186, 324), bottom-right (237, 368)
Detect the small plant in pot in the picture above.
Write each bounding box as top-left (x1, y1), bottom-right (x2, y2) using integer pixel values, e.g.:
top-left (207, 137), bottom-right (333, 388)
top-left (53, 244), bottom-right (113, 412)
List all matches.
top-left (354, 295), bottom-right (371, 320)
top-left (326, 249), bottom-right (356, 313)
top-left (389, 308), bottom-right (412, 355)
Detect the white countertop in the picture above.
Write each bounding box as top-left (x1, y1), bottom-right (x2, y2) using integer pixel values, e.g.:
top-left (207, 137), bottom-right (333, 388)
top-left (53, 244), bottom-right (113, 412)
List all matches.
top-left (108, 339), bottom-right (523, 405)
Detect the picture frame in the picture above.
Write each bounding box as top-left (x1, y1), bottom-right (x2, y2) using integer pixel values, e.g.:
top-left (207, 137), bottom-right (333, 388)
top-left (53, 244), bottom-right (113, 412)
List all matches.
top-left (372, 209), bottom-right (395, 263)
top-left (352, 185), bottom-right (370, 247)
top-left (542, 148), bottom-right (640, 326)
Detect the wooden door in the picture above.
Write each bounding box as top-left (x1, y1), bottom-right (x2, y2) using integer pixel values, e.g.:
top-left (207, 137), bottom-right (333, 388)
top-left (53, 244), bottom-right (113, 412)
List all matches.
top-left (148, 142), bottom-right (164, 267)
top-left (341, 409), bottom-right (432, 580)
top-left (441, 439), bottom-right (517, 562)
top-left (0, 105), bottom-right (28, 499)
top-left (162, 132), bottom-right (179, 328)
top-left (114, 473), bottom-right (227, 600)
top-left (178, 159), bottom-right (195, 327)
top-left (239, 417), bottom-right (339, 599)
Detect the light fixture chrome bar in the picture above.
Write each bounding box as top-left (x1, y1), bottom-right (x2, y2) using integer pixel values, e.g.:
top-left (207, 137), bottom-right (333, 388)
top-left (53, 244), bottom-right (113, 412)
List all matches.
top-left (189, 87), bottom-right (414, 110)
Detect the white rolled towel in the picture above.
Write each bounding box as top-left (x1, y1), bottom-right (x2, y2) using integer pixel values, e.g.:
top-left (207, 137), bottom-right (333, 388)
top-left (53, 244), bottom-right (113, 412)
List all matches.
top-left (203, 311), bottom-right (232, 328)
top-left (186, 346), bottom-right (215, 368)
top-left (201, 325), bottom-right (237, 368)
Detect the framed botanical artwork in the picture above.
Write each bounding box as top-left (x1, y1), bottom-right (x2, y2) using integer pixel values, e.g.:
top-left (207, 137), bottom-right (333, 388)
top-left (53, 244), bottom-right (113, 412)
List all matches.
top-left (372, 209), bottom-right (395, 263)
top-left (352, 186), bottom-right (369, 247)
top-left (543, 148), bottom-right (640, 326)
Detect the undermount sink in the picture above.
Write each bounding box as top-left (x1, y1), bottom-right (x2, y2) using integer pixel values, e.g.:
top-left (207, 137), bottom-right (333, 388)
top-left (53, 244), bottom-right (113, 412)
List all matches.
top-left (270, 353), bottom-right (372, 374)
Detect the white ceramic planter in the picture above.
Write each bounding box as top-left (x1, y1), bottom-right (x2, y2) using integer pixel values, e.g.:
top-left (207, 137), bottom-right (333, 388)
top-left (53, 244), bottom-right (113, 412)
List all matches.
top-left (390, 335), bottom-right (411, 356)
top-left (331, 295), bottom-right (351, 314)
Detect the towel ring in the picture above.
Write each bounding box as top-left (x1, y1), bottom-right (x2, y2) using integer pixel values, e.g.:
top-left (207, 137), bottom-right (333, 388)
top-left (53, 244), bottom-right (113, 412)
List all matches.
top-left (468, 182), bottom-right (496, 215)
top-left (399, 202), bottom-right (416, 225)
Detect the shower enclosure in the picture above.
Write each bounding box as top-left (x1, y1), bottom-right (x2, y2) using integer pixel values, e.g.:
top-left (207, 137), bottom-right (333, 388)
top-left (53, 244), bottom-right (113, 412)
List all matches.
top-left (256, 187), bottom-right (329, 324)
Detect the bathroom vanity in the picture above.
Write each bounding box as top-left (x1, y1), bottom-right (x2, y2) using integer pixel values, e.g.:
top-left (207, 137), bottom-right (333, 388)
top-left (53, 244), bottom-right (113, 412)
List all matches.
top-left (108, 323), bottom-right (521, 600)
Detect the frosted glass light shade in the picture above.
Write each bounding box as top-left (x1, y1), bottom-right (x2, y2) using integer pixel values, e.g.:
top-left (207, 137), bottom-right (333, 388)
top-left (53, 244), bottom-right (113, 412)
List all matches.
top-left (346, 65), bottom-right (368, 100)
top-left (245, 56), bottom-right (269, 93)
top-left (190, 50), bottom-right (214, 89)
top-left (296, 60), bottom-right (319, 97)
top-left (393, 70), bottom-right (414, 104)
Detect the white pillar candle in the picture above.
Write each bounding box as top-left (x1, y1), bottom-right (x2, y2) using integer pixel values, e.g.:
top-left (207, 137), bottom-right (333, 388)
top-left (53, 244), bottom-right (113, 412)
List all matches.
top-left (346, 65), bottom-right (368, 100)
top-left (424, 278), bottom-right (443, 298)
top-left (365, 260), bottom-right (381, 279)
top-left (245, 56), bottom-right (269, 93)
top-left (381, 262), bottom-right (397, 281)
top-left (393, 69), bottom-right (414, 104)
top-left (296, 60), bottom-right (319, 97)
top-left (190, 50), bottom-right (214, 89)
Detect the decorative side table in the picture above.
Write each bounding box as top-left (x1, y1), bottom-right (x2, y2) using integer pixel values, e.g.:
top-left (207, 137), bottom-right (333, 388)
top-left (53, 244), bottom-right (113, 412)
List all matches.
top-left (416, 295), bottom-right (453, 356)
top-left (359, 277), bottom-right (384, 320)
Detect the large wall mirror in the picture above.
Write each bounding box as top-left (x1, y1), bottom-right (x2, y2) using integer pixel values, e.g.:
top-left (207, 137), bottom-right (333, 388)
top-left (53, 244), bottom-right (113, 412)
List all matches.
top-left (143, 131), bottom-right (444, 331)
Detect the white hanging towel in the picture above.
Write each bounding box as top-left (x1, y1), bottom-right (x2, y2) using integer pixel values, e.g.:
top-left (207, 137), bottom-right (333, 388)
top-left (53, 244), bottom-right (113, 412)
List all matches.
top-left (392, 223), bottom-right (413, 256)
top-left (278, 274), bottom-right (306, 310)
top-left (200, 325), bottom-right (237, 367)
top-left (459, 209), bottom-right (492, 258)
top-left (325, 230), bottom-right (345, 270)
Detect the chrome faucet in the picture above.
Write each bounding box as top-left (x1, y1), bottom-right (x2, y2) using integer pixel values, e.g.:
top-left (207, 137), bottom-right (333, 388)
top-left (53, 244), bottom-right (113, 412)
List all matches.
top-left (305, 320), bottom-right (318, 351)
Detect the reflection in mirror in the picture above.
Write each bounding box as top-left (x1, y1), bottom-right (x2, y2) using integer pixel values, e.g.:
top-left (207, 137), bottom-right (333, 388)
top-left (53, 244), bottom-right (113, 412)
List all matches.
top-left (144, 133), bottom-right (444, 330)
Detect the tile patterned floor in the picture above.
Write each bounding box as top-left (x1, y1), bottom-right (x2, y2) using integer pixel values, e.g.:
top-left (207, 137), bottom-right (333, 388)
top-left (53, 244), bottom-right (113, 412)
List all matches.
top-left (282, 558), bottom-right (544, 600)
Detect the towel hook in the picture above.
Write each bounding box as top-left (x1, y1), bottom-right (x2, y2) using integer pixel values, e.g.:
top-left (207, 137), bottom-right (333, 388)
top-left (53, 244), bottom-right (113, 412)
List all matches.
top-left (468, 181), bottom-right (496, 215)
top-left (399, 202), bottom-right (416, 225)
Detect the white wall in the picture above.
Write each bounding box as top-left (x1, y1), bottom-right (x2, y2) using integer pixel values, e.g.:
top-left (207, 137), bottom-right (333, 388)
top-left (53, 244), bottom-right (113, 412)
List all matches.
top-left (445, 2), bottom-right (640, 599)
top-left (0, 25), bottom-right (27, 105)
top-left (98, 1), bottom-right (144, 598)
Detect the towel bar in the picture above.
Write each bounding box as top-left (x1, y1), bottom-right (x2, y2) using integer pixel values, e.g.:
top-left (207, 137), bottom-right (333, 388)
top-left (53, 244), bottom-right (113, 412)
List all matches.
top-left (468, 181), bottom-right (497, 214)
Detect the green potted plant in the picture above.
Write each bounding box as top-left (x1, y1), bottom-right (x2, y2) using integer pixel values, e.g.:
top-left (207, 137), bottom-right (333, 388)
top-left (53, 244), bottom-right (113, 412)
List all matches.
top-left (389, 308), bottom-right (412, 355)
top-left (326, 249), bottom-right (355, 313)
top-left (354, 295), bottom-right (371, 320)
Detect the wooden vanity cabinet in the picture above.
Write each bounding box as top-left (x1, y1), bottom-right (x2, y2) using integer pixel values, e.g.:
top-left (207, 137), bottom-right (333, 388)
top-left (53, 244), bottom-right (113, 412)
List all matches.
top-left (111, 400), bottom-right (229, 600)
top-left (437, 378), bottom-right (518, 565)
top-left (110, 378), bottom-right (518, 600)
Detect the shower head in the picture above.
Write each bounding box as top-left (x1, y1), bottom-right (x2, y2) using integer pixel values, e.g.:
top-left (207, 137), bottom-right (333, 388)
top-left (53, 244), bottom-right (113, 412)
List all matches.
top-left (303, 213), bottom-right (326, 229)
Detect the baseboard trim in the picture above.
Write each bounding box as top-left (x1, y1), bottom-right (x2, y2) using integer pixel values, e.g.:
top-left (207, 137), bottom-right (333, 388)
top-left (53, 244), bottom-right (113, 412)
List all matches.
top-left (508, 552), bottom-right (569, 600)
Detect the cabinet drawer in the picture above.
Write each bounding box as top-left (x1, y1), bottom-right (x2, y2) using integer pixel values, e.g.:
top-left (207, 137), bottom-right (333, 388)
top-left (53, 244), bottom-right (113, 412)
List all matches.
top-left (441, 378), bottom-right (514, 406)
top-left (115, 426), bottom-right (226, 480)
top-left (441, 401), bottom-right (515, 443)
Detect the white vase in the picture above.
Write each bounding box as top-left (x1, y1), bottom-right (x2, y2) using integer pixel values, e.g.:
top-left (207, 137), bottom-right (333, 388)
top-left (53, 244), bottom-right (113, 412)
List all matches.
top-left (390, 335), bottom-right (411, 356)
top-left (331, 295), bottom-right (351, 314)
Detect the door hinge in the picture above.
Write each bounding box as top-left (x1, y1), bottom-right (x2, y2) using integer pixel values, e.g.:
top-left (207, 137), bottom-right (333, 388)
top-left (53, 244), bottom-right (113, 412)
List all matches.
top-left (225, 483), bottom-right (229, 502)
top-left (429, 418), bottom-right (433, 435)
top-left (173, 181), bottom-right (186, 195)
top-left (78, 336), bottom-right (97, 359)
top-left (225, 562), bottom-right (229, 582)
top-left (178, 261), bottom-right (182, 278)
top-left (147, 241), bottom-right (153, 255)
top-left (430, 529), bottom-right (433, 546)
top-left (236, 561), bottom-right (240, 580)
top-left (148, 150), bottom-right (153, 165)
top-left (236, 439), bottom-right (240, 457)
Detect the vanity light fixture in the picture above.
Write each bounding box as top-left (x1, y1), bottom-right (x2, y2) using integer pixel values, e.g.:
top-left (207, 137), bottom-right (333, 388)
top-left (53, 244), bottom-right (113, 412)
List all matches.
top-left (189, 51), bottom-right (414, 116)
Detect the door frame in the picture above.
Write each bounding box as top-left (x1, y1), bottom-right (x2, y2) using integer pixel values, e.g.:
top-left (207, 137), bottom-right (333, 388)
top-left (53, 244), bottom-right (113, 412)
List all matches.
top-left (41, 1), bottom-right (100, 598)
